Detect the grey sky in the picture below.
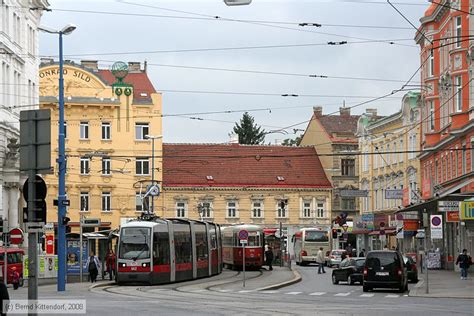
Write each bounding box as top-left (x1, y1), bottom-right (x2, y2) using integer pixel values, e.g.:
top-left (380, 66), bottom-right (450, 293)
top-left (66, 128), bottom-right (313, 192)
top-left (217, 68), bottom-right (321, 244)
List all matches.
top-left (39, 0), bottom-right (428, 144)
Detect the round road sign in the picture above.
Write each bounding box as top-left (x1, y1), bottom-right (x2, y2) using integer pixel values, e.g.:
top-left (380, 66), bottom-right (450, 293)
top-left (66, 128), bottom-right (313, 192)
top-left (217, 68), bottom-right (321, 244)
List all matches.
top-left (431, 216), bottom-right (442, 226)
top-left (238, 229), bottom-right (249, 240)
top-left (9, 228), bottom-right (23, 245)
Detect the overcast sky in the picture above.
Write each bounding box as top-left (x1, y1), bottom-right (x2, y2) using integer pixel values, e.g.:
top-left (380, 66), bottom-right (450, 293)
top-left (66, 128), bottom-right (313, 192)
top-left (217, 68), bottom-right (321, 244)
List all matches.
top-left (39, 0), bottom-right (428, 144)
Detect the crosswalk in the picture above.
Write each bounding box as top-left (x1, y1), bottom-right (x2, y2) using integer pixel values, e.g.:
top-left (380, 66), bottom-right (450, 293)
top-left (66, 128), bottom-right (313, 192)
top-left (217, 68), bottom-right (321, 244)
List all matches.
top-left (223, 289), bottom-right (408, 298)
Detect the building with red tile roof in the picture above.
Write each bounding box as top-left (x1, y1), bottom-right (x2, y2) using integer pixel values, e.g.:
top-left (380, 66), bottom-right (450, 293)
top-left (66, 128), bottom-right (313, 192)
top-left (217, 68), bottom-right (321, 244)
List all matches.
top-left (160, 143), bottom-right (332, 232)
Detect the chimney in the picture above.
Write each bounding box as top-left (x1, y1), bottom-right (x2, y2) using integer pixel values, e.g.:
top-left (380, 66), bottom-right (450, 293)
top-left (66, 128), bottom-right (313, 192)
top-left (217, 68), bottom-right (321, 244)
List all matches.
top-left (128, 62), bottom-right (141, 73)
top-left (340, 106), bottom-right (351, 117)
top-left (313, 106), bottom-right (323, 117)
top-left (365, 108), bottom-right (378, 117)
top-left (40, 57), bottom-right (54, 65)
top-left (81, 60), bottom-right (98, 72)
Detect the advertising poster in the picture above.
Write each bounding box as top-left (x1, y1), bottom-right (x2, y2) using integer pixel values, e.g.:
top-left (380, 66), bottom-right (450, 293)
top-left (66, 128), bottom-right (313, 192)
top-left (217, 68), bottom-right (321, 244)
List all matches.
top-left (67, 240), bottom-right (88, 274)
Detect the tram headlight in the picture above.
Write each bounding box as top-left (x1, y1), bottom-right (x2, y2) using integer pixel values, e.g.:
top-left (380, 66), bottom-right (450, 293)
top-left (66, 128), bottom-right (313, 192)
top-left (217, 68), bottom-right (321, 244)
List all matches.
top-left (120, 263), bottom-right (126, 268)
top-left (142, 262), bottom-right (150, 268)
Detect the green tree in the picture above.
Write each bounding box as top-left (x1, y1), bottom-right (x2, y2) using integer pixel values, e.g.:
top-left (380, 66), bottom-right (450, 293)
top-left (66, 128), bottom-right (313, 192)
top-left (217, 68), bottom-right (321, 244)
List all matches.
top-left (282, 135), bottom-right (302, 146)
top-left (233, 112), bottom-right (266, 145)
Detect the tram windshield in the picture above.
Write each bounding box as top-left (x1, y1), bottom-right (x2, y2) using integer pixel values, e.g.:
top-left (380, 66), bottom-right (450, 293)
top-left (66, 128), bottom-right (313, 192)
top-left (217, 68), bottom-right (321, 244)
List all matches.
top-left (304, 230), bottom-right (329, 242)
top-left (119, 227), bottom-right (151, 260)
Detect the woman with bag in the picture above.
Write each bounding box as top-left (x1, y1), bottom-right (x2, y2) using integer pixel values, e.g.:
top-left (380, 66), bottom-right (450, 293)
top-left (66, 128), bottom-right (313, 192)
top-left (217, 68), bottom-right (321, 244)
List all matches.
top-left (85, 251), bottom-right (101, 283)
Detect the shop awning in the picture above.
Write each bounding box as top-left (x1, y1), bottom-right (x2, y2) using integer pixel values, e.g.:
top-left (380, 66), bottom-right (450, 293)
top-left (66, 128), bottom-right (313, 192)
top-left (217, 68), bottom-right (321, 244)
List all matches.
top-left (397, 193), bottom-right (473, 214)
top-left (368, 229), bottom-right (396, 236)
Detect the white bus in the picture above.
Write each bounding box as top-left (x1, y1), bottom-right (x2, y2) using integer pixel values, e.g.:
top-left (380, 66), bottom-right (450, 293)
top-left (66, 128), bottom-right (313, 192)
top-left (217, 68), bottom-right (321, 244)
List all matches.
top-left (292, 227), bottom-right (331, 266)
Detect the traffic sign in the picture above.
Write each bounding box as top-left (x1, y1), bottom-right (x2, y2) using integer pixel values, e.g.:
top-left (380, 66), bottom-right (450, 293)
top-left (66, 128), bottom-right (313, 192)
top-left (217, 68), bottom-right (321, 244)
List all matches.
top-left (22, 175), bottom-right (47, 201)
top-left (238, 229), bottom-right (249, 240)
top-left (9, 228), bottom-right (23, 245)
top-left (416, 229), bottom-right (425, 239)
top-left (240, 239), bottom-right (248, 245)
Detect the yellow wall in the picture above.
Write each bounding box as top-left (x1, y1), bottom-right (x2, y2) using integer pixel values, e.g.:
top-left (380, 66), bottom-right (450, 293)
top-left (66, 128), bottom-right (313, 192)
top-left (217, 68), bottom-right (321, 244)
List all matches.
top-left (39, 63), bottom-right (162, 230)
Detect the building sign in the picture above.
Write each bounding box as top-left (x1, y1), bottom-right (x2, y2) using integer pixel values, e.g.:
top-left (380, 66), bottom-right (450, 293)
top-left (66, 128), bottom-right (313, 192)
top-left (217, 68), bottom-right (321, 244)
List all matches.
top-left (403, 219), bottom-right (419, 231)
top-left (438, 201), bottom-right (460, 212)
top-left (446, 211), bottom-right (460, 222)
top-left (430, 215), bottom-right (443, 239)
top-left (422, 178), bottom-right (431, 199)
top-left (340, 190), bottom-right (368, 197)
top-left (352, 215), bottom-right (374, 234)
top-left (385, 189), bottom-right (403, 199)
top-left (67, 240), bottom-right (88, 274)
top-left (460, 202), bottom-right (474, 220)
top-left (402, 188), bottom-right (410, 207)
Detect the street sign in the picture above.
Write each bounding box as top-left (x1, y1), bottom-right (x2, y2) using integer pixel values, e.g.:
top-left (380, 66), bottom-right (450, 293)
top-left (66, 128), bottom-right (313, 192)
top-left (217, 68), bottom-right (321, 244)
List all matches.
top-left (25, 222), bottom-right (45, 233)
top-left (9, 228), bottom-right (23, 245)
top-left (240, 240), bottom-right (248, 245)
top-left (430, 215), bottom-right (443, 239)
top-left (416, 229), bottom-right (425, 239)
top-left (438, 201), bottom-right (460, 212)
top-left (342, 224), bottom-right (348, 232)
top-left (340, 190), bottom-right (368, 197)
top-left (62, 200), bottom-right (70, 206)
top-left (19, 109), bottom-right (51, 173)
top-left (238, 229), bottom-right (249, 240)
top-left (81, 218), bottom-right (101, 227)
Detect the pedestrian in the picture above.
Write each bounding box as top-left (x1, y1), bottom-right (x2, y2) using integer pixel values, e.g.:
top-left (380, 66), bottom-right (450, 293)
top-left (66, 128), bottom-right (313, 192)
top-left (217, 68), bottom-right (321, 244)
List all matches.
top-left (358, 249), bottom-right (366, 257)
top-left (264, 245), bottom-right (273, 271)
top-left (455, 249), bottom-right (472, 280)
top-left (316, 247), bottom-right (326, 274)
top-left (85, 251), bottom-right (101, 283)
top-left (106, 249), bottom-right (116, 281)
top-left (345, 243), bottom-right (353, 254)
top-left (0, 277), bottom-right (9, 316)
top-left (11, 267), bottom-right (20, 290)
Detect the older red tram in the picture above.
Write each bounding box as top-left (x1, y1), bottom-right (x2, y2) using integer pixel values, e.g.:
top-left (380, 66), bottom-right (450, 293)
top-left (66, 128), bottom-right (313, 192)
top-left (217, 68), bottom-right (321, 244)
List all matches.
top-left (221, 224), bottom-right (264, 270)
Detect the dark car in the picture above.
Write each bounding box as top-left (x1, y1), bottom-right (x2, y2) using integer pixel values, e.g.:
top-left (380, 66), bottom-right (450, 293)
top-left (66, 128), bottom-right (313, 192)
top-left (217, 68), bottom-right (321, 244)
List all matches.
top-left (363, 250), bottom-right (408, 293)
top-left (403, 255), bottom-right (418, 283)
top-left (332, 257), bottom-right (365, 285)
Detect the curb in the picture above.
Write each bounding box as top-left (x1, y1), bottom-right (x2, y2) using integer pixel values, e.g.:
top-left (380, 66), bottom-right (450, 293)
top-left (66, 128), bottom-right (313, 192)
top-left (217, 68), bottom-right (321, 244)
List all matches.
top-left (255, 267), bottom-right (302, 291)
top-left (89, 281), bottom-right (115, 290)
top-left (409, 278), bottom-right (474, 300)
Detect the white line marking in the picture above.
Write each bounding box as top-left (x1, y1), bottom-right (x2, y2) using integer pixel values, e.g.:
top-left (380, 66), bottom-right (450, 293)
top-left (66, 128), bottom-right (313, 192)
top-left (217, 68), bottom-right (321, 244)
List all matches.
top-left (218, 289), bottom-right (232, 292)
top-left (238, 290), bottom-right (255, 293)
top-left (385, 294), bottom-right (400, 298)
top-left (360, 293), bottom-right (374, 297)
top-left (309, 292), bottom-right (326, 296)
top-left (260, 290), bottom-right (280, 294)
top-left (334, 292), bottom-right (351, 296)
top-left (286, 292), bottom-right (302, 295)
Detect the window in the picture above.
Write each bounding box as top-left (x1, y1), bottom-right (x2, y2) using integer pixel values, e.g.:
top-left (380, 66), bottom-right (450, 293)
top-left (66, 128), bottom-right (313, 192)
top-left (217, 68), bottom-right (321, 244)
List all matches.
top-left (302, 201), bottom-right (311, 218)
top-left (199, 202), bottom-right (212, 219)
top-left (102, 157), bottom-right (111, 175)
top-left (341, 198), bottom-right (355, 210)
top-left (135, 192), bottom-right (150, 212)
top-left (226, 201), bottom-right (237, 218)
top-left (135, 123), bottom-right (149, 140)
top-left (176, 201), bottom-right (186, 218)
top-left (455, 16), bottom-right (462, 48)
top-left (102, 192), bottom-right (111, 212)
top-left (393, 142), bottom-right (397, 164)
top-left (386, 144), bottom-right (390, 165)
top-left (316, 202), bottom-right (324, 218)
top-left (399, 139), bottom-right (403, 163)
top-left (429, 50), bottom-right (434, 77)
top-left (455, 76), bottom-right (462, 112)
top-left (80, 157), bottom-right (90, 175)
top-left (80, 192), bottom-right (89, 212)
top-left (429, 101), bottom-right (435, 130)
top-left (80, 122), bottom-right (89, 139)
top-left (341, 159), bottom-right (355, 176)
top-left (277, 200), bottom-right (287, 218)
top-left (101, 122), bottom-right (111, 140)
top-left (252, 201), bottom-right (263, 218)
top-left (462, 142), bottom-right (466, 175)
top-left (136, 158), bottom-right (150, 175)
top-left (455, 147), bottom-right (459, 177)
top-left (471, 141), bottom-right (474, 172)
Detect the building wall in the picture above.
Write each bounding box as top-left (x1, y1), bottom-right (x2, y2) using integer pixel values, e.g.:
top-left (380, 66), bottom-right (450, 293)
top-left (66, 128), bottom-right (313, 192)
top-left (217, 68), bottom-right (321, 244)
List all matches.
top-left (39, 62), bottom-right (163, 230)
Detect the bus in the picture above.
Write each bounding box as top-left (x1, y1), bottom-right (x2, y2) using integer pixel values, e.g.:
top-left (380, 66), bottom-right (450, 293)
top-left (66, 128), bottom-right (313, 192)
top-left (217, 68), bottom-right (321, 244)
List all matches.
top-left (292, 227), bottom-right (330, 266)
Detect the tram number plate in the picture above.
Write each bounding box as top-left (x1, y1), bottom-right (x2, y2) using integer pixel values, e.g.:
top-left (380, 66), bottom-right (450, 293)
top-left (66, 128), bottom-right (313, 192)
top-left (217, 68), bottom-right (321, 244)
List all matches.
top-left (131, 267), bottom-right (137, 271)
top-left (130, 261), bottom-right (138, 266)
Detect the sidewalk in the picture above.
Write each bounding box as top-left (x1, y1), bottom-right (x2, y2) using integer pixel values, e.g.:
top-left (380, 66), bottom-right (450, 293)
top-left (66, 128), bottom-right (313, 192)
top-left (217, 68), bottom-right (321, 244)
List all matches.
top-left (409, 269), bottom-right (474, 299)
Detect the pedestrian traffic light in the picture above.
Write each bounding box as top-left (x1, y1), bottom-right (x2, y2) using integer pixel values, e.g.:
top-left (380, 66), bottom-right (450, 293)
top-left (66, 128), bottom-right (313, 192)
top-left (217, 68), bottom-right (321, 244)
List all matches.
top-left (332, 228), bottom-right (338, 239)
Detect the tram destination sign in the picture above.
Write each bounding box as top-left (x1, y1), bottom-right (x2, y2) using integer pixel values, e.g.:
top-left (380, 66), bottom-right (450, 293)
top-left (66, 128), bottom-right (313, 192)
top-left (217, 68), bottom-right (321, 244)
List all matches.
top-left (340, 190), bottom-right (368, 197)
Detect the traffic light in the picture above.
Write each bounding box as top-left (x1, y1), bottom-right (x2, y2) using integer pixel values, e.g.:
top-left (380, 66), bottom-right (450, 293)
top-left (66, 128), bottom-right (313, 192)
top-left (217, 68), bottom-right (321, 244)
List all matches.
top-left (332, 228), bottom-right (338, 239)
top-left (0, 217), bottom-right (3, 234)
top-left (61, 216), bottom-right (71, 226)
top-left (23, 175), bottom-right (47, 223)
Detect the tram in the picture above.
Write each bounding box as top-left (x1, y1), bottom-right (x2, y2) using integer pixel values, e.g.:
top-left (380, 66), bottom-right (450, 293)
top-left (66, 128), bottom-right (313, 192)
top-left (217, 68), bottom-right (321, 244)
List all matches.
top-left (116, 216), bottom-right (222, 285)
top-left (221, 224), bottom-right (264, 270)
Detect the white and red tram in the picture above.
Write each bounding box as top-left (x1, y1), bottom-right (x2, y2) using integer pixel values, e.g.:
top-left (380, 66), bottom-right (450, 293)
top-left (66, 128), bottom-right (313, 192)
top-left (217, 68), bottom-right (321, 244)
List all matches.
top-left (116, 216), bottom-right (222, 285)
top-left (221, 224), bottom-right (264, 270)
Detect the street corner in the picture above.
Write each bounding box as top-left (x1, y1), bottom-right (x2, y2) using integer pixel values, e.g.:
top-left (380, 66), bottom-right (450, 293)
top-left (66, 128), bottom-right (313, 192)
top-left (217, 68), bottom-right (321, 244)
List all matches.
top-left (256, 266), bottom-right (302, 291)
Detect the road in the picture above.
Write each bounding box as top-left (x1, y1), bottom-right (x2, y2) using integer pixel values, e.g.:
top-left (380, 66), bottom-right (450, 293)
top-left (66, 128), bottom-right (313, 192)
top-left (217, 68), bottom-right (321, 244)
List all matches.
top-left (8, 266), bottom-right (473, 315)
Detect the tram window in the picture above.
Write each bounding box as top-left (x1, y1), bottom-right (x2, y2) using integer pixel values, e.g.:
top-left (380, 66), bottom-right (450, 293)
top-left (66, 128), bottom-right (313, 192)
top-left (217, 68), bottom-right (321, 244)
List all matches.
top-left (195, 230), bottom-right (208, 260)
top-left (153, 232), bottom-right (170, 265)
top-left (174, 230), bottom-right (192, 264)
top-left (119, 227), bottom-right (151, 260)
top-left (248, 235), bottom-right (260, 247)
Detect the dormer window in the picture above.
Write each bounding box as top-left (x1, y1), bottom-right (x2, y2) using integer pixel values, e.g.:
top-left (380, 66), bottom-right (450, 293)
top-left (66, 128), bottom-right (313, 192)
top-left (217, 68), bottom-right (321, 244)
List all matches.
top-left (277, 176), bottom-right (285, 181)
top-left (206, 176), bottom-right (214, 181)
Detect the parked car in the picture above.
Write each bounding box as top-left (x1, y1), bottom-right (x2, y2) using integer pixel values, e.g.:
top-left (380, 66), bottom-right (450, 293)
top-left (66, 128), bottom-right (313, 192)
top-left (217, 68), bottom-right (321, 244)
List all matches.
top-left (363, 250), bottom-right (408, 293)
top-left (326, 250), bottom-right (347, 267)
top-left (403, 255), bottom-right (418, 283)
top-left (332, 257), bottom-right (365, 285)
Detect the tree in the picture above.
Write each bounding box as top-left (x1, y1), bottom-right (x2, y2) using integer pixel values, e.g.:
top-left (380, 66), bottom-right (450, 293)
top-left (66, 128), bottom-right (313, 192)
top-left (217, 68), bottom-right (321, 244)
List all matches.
top-left (232, 112), bottom-right (266, 145)
top-left (282, 135), bottom-right (302, 146)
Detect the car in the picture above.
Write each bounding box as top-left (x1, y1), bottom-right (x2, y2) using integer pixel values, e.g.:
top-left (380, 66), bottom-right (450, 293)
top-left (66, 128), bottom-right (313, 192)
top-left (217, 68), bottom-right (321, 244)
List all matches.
top-left (403, 255), bottom-right (418, 283)
top-left (326, 250), bottom-right (347, 267)
top-left (363, 250), bottom-right (408, 293)
top-left (332, 257), bottom-right (365, 285)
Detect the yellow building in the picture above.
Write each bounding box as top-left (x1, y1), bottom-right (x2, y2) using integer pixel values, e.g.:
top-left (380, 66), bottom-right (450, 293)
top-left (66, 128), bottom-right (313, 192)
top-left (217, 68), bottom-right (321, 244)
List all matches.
top-left (161, 143), bottom-right (332, 239)
top-left (39, 60), bottom-right (162, 233)
top-left (356, 92), bottom-right (421, 251)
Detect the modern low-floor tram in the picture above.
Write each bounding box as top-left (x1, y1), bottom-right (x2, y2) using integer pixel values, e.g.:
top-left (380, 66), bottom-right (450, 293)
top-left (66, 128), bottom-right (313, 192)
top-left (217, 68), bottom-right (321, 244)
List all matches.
top-left (116, 217), bottom-right (222, 285)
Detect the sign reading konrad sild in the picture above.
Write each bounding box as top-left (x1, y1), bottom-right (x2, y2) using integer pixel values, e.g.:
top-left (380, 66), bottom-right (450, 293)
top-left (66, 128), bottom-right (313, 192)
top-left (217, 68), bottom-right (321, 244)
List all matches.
top-left (438, 201), bottom-right (460, 212)
top-left (430, 215), bottom-right (443, 239)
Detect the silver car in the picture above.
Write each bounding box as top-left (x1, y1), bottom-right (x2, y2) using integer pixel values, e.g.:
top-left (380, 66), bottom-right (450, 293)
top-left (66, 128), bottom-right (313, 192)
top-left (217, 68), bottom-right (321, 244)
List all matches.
top-left (326, 250), bottom-right (347, 267)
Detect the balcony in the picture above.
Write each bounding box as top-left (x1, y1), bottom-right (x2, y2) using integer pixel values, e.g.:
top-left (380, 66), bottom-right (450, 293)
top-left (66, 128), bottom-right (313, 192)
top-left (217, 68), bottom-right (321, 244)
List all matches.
top-left (425, 131), bottom-right (441, 147)
top-left (450, 111), bottom-right (469, 130)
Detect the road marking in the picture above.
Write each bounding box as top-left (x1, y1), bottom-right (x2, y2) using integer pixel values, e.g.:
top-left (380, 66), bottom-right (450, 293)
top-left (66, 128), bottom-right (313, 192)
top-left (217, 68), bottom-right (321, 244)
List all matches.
top-left (260, 290), bottom-right (280, 294)
top-left (238, 290), bottom-right (255, 293)
top-left (309, 292), bottom-right (326, 296)
top-left (218, 289), bottom-right (232, 292)
top-left (334, 292), bottom-right (351, 296)
top-left (190, 289), bottom-right (208, 293)
top-left (360, 293), bottom-right (374, 297)
top-left (385, 294), bottom-right (400, 298)
top-left (286, 292), bottom-right (302, 295)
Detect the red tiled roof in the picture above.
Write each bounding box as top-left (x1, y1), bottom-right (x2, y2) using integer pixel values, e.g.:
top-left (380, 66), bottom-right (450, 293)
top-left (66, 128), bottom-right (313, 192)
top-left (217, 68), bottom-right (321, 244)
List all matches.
top-left (163, 144), bottom-right (331, 188)
top-left (97, 70), bottom-right (157, 103)
top-left (317, 114), bottom-right (360, 136)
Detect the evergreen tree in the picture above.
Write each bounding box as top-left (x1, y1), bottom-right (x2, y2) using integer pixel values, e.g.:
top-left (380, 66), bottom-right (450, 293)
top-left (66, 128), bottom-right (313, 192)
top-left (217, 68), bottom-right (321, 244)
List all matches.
top-left (282, 135), bottom-right (302, 146)
top-left (232, 112), bottom-right (266, 145)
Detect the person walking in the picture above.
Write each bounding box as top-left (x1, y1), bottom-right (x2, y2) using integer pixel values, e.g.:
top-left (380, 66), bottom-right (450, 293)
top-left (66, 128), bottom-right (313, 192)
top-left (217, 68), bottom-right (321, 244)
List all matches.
top-left (358, 249), bottom-right (366, 257)
top-left (11, 267), bottom-right (20, 290)
top-left (316, 247), bottom-right (326, 274)
top-left (264, 245), bottom-right (274, 271)
top-left (85, 251), bottom-right (101, 283)
top-left (106, 249), bottom-right (116, 281)
top-left (455, 249), bottom-right (472, 280)
top-left (0, 278), bottom-right (9, 316)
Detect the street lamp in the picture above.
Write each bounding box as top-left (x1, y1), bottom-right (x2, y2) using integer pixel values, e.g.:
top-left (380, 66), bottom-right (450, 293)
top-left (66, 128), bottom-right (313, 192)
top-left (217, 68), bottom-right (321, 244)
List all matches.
top-left (144, 135), bottom-right (163, 214)
top-left (38, 23), bottom-right (76, 292)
